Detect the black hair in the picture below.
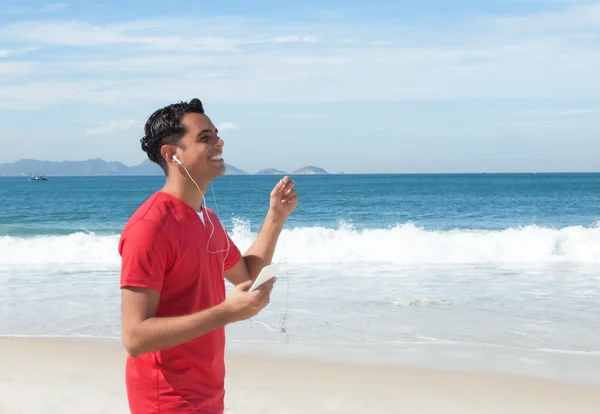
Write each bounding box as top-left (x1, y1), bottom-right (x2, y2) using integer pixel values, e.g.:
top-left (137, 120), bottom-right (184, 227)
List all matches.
top-left (140, 98), bottom-right (205, 174)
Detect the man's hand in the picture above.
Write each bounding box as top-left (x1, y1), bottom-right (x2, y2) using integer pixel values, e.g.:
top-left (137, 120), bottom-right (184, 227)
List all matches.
top-left (224, 177), bottom-right (297, 286)
top-left (221, 278), bottom-right (276, 323)
top-left (269, 176), bottom-right (298, 222)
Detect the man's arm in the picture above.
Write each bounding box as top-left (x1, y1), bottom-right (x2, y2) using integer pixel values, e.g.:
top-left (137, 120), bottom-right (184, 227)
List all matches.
top-left (224, 211), bottom-right (285, 285)
top-left (121, 286), bottom-right (229, 357)
top-left (121, 279), bottom-right (274, 357)
top-left (224, 177), bottom-right (298, 286)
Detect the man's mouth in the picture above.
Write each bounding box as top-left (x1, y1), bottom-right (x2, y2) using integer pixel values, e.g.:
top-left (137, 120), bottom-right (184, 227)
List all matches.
top-left (209, 155), bottom-right (223, 161)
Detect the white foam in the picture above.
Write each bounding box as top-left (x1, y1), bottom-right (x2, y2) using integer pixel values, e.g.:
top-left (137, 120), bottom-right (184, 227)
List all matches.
top-left (0, 232), bottom-right (120, 265)
top-left (2, 221), bottom-right (600, 266)
top-left (231, 219), bottom-right (600, 265)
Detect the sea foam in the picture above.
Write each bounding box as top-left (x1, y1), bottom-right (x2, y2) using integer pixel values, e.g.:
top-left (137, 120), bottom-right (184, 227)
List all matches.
top-left (2, 220), bottom-right (600, 266)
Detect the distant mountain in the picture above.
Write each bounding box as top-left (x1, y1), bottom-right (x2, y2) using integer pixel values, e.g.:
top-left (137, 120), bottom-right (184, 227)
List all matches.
top-left (255, 168), bottom-right (287, 175)
top-left (223, 164), bottom-right (248, 175)
top-left (0, 158), bottom-right (248, 176)
top-left (130, 159), bottom-right (162, 175)
top-left (292, 166), bottom-right (328, 175)
top-left (0, 158), bottom-right (131, 176)
top-left (129, 159), bottom-right (247, 175)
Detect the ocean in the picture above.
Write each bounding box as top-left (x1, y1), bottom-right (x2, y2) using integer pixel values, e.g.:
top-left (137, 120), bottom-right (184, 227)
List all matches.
top-left (1, 173), bottom-right (600, 384)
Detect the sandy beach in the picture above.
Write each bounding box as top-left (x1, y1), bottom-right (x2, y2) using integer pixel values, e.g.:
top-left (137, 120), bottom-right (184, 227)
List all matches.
top-left (0, 336), bottom-right (599, 414)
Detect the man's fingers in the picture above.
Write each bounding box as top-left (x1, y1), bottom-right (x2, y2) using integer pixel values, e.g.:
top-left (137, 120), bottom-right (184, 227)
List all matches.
top-left (282, 180), bottom-right (295, 195)
top-left (271, 176), bottom-right (292, 196)
top-left (259, 277), bottom-right (277, 292)
top-left (237, 279), bottom-right (253, 291)
top-left (279, 187), bottom-right (296, 200)
top-left (251, 277), bottom-right (276, 297)
top-left (282, 192), bottom-right (298, 204)
top-left (257, 286), bottom-right (273, 308)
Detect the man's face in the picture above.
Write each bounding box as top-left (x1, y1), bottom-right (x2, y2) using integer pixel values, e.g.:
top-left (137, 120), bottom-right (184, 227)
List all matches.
top-left (175, 112), bottom-right (226, 180)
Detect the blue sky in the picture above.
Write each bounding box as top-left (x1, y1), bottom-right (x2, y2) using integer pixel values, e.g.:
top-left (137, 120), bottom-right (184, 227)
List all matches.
top-left (1, 0), bottom-right (600, 173)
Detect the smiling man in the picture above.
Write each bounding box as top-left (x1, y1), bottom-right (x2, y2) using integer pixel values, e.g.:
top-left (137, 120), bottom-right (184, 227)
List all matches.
top-left (118, 98), bottom-right (298, 413)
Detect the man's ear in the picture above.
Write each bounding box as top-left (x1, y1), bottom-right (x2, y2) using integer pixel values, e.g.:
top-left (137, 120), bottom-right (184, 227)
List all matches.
top-left (160, 144), bottom-right (179, 166)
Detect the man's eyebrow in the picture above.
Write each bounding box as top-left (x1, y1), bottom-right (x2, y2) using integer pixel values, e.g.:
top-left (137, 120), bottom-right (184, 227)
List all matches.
top-left (196, 128), bottom-right (217, 137)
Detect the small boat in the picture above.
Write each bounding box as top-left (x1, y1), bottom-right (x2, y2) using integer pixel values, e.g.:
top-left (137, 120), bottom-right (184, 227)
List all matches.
top-left (29, 174), bottom-right (48, 181)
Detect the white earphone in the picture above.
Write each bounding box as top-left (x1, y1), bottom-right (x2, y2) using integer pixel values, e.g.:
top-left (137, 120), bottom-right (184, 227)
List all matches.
top-left (171, 152), bottom-right (231, 261)
top-left (172, 151), bottom-right (286, 335)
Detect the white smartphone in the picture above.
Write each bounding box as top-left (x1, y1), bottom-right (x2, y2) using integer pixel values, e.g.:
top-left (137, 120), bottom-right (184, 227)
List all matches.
top-left (248, 263), bottom-right (280, 292)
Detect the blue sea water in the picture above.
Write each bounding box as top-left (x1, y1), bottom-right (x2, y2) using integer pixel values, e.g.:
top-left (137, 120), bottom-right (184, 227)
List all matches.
top-left (1, 173), bottom-right (600, 383)
top-left (2, 173), bottom-right (600, 235)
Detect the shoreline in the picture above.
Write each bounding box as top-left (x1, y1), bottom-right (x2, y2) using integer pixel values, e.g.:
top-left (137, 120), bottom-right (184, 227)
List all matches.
top-left (2, 336), bottom-right (600, 414)
top-left (4, 333), bottom-right (600, 387)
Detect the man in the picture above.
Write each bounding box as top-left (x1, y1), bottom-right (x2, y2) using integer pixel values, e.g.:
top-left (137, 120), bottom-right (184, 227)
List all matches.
top-left (118, 98), bottom-right (298, 413)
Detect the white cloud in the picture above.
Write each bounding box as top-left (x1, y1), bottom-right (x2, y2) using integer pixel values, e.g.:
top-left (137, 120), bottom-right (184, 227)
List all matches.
top-left (485, 2), bottom-right (600, 32)
top-left (0, 3), bottom-right (68, 15)
top-left (0, 21), bottom-right (319, 51)
top-left (1, 2), bottom-right (600, 109)
top-left (45, 3), bottom-right (68, 11)
top-left (85, 120), bottom-right (138, 135)
top-left (217, 122), bottom-right (240, 130)
top-left (524, 108), bottom-right (600, 117)
top-left (1, 22), bottom-right (148, 47)
top-left (314, 10), bottom-right (346, 21)
top-left (283, 113), bottom-right (330, 119)
top-left (0, 61), bottom-right (36, 76)
top-left (268, 35), bottom-right (320, 44)
top-left (0, 47), bottom-right (39, 59)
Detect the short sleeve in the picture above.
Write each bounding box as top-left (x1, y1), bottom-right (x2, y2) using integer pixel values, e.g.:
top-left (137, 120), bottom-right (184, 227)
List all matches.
top-left (118, 219), bottom-right (171, 291)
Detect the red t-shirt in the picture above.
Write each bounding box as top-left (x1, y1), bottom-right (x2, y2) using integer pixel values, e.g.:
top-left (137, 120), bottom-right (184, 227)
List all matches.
top-left (118, 191), bottom-right (241, 414)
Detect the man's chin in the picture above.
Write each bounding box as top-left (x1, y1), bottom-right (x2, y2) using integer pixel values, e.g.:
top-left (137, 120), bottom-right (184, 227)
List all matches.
top-left (211, 164), bottom-right (227, 178)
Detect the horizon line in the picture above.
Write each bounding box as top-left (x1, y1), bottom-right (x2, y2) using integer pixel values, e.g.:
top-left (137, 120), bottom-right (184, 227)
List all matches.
top-left (2, 172), bottom-right (600, 178)
top-left (1, 157), bottom-right (599, 176)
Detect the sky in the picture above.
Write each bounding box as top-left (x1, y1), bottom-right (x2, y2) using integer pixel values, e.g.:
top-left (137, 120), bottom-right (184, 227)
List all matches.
top-left (1, 0), bottom-right (600, 174)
